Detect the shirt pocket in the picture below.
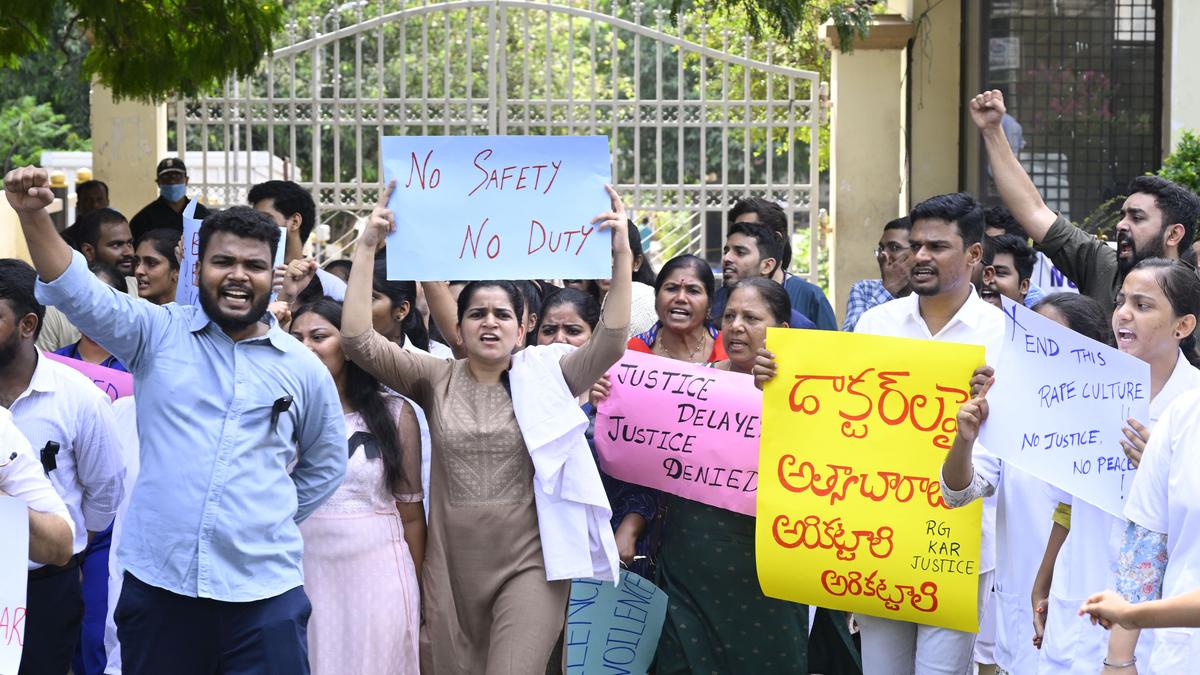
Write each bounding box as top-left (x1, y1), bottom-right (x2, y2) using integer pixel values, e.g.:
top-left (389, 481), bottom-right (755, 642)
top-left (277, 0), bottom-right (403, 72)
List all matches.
top-left (1149, 628), bottom-right (1200, 674)
top-left (243, 389), bottom-right (301, 463)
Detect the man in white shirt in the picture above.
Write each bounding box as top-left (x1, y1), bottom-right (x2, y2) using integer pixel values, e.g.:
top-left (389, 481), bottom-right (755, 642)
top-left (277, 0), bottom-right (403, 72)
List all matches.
top-left (0, 259), bottom-right (126, 675)
top-left (853, 192), bottom-right (1006, 675)
top-left (0, 407), bottom-right (74, 565)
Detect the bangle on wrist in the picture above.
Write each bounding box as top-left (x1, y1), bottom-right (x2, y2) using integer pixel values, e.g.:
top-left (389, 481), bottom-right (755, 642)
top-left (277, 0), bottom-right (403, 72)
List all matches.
top-left (1103, 656), bottom-right (1136, 669)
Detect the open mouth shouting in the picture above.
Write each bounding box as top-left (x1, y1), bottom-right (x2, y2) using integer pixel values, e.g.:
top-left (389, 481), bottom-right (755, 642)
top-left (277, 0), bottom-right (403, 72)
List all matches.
top-left (1116, 232), bottom-right (1134, 259)
top-left (665, 306), bottom-right (693, 325)
top-left (1115, 327), bottom-right (1136, 348)
top-left (725, 336), bottom-right (751, 353)
top-left (979, 285), bottom-right (1001, 306)
top-left (219, 284), bottom-right (255, 312)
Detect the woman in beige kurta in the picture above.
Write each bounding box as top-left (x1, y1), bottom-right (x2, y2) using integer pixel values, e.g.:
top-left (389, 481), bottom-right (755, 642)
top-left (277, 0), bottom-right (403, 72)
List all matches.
top-left (341, 181), bottom-right (633, 675)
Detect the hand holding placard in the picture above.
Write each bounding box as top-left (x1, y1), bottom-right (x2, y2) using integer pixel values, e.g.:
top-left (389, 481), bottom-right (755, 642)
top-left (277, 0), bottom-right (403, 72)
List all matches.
top-left (595, 350), bottom-right (762, 516)
top-left (977, 297), bottom-right (1150, 517)
top-left (381, 136), bottom-right (613, 280)
top-left (756, 328), bottom-right (985, 632)
top-left (363, 180), bottom-right (398, 252)
top-left (175, 198), bottom-right (202, 306)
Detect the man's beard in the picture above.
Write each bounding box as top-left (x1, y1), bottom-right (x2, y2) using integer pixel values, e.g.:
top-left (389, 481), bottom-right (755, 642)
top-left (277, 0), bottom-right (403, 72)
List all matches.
top-left (198, 284), bottom-right (271, 334)
top-left (1117, 230), bottom-right (1168, 274)
top-left (0, 333), bottom-right (20, 370)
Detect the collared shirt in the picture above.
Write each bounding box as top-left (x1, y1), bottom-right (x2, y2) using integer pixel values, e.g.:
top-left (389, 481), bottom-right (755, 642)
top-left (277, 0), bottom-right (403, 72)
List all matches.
top-left (36, 251), bottom-right (346, 601)
top-left (0, 407), bottom-right (74, 539)
top-left (841, 278), bottom-right (895, 332)
top-left (10, 352), bottom-right (125, 568)
top-left (855, 287), bottom-right (1007, 572)
top-left (782, 273), bottom-right (838, 330)
top-left (1037, 214), bottom-right (1120, 312)
top-left (129, 197), bottom-right (210, 239)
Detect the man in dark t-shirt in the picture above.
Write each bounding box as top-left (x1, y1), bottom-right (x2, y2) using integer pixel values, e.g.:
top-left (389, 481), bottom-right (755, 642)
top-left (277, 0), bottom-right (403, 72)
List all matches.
top-left (129, 157), bottom-right (210, 238)
top-left (725, 196), bottom-right (837, 329)
top-left (970, 89), bottom-right (1199, 313)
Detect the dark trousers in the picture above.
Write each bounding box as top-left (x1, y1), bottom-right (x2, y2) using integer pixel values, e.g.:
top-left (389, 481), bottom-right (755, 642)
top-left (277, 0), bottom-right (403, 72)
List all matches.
top-left (115, 573), bottom-right (311, 675)
top-left (19, 560), bottom-right (84, 675)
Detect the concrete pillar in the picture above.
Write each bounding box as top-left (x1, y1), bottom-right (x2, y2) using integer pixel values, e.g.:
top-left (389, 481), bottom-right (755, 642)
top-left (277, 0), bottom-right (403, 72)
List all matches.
top-left (826, 15), bottom-right (914, 322)
top-left (0, 197), bottom-right (63, 262)
top-left (89, 81), bottom-right (168, 218)
top-left (1166, 0), bottom-right (1200, 151)
top-left (900, 0), bottom-right (962, 203)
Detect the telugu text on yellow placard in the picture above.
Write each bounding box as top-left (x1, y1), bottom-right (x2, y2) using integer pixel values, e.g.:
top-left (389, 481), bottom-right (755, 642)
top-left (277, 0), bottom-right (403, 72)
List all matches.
top-left (756, 328), bottom-right (986, 632)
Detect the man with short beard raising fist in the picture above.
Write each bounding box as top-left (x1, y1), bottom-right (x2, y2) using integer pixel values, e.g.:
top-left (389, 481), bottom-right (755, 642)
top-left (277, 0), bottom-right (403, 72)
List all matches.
top-left (4, 166), bottom-right (346, 675)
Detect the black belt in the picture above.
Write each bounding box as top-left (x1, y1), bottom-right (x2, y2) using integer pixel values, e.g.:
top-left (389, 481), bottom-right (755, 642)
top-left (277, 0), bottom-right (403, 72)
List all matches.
top-left (28, 553), bottom-right (82, 581)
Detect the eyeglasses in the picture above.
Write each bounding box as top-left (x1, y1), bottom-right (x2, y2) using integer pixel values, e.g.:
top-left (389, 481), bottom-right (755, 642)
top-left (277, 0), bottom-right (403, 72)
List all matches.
top-left (874, 243), bottom-right (909, 257)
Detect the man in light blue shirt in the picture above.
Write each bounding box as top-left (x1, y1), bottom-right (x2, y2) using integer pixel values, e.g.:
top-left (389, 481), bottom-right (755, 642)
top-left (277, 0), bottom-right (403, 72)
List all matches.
top-left (5, 166), bottom-right (346, 675)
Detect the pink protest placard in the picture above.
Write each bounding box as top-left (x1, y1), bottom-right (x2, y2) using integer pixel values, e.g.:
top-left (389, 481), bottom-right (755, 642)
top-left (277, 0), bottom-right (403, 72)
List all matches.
top-left (595, 350), bottom-right (761, 515)
top-left (43, 352), bottom-right (133, 401)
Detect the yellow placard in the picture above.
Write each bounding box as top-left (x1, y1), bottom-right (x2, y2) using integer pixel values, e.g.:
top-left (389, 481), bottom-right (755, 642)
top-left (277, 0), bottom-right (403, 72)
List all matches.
top-left (756, 328), bottom-right (985, 632)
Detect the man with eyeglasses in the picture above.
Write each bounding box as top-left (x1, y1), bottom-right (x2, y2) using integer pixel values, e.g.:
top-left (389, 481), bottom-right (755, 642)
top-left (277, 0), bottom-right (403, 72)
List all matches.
top-left (841, 216), bottom-right (913, 331)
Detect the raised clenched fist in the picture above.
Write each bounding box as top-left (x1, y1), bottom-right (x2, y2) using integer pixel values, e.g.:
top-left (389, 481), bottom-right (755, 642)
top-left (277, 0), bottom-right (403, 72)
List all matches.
top-left (968, 90), bottom-right (1007, 131)
top-left (4, 166), bottom-right (55, 213)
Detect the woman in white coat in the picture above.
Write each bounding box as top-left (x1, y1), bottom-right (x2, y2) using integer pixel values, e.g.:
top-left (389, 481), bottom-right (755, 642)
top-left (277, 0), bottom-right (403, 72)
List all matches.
top-left (1035, 259), bottom-right (1200, 674)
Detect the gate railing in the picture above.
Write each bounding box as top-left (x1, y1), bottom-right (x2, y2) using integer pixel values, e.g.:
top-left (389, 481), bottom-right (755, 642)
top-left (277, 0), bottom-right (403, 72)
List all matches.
top-left (171, 0), bottom-right (822, 281)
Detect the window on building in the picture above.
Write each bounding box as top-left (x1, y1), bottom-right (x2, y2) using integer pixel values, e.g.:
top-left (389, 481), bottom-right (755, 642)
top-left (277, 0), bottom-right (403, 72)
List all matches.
top-left (976, 0), bottom-right (1163, 223)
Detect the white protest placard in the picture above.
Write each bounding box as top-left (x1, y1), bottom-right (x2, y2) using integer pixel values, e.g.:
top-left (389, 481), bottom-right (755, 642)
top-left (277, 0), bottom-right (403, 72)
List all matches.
top-left (380, 135), bottom-right (613, 281)
top-left (980, 297), bottom-right (1150, 517)
top-left (0, 497), bottom-right (29, 673)
top-left (175, 198), bottom-right (202, 306)
top-left (176, 199), bottom-right (286, 307)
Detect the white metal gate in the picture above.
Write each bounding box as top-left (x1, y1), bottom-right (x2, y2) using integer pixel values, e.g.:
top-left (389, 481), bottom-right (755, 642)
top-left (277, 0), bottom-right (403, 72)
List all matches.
top-left (171, 0), bottom-right (822, 280)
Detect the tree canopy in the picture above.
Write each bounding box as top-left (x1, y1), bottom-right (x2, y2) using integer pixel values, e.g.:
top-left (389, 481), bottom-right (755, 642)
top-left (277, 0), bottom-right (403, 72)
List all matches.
top-left (0, 0), bottom-right (284, 102)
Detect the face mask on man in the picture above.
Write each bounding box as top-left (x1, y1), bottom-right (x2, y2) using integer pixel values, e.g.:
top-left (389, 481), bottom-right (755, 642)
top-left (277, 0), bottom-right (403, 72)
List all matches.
top-left (160, 183), bottom-right (187, 202)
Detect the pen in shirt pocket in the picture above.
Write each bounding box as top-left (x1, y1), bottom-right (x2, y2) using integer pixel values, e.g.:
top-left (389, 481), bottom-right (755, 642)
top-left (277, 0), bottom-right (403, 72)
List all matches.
top-left (0, 451), bottom-right (17, 468)
top-left (270, 395), bottom-right (294, 433)
top-left (40, 441), bottom-right (60, 474)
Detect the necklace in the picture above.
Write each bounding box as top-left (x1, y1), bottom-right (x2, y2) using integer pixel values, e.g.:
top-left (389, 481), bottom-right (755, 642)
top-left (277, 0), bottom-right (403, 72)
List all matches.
top-left (660, 330), bottom-right (706, 362)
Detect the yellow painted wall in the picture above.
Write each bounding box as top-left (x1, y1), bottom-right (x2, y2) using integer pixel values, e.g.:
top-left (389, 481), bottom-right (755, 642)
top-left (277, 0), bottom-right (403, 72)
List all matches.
top-left (903, 0), bottom-right (962, 204)
top-left (90, 81), bottom-right (167, 219)
top-left (829, 36), bottom-right (908, 319)
top-left (0, 199), bottom-right (31, 262)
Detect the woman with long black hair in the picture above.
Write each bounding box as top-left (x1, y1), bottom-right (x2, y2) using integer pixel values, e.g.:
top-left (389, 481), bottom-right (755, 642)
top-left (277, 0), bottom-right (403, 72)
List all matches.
top-left (290, 299), bottom-right (425, 674)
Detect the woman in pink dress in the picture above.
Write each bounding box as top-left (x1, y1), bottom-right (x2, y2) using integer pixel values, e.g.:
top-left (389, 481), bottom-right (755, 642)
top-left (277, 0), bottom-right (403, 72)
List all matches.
top-left (290, 298), bottom-right (425, 674)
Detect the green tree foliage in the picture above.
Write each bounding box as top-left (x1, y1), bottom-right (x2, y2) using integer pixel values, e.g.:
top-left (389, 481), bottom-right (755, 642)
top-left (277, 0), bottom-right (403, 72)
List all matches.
top-left (0, 4), bottom-right (91, 141)
top-left (0, 97), bottom-right (90, 173)
top-left (1158, 131), bottom-right (1200, 196)
top-left (0, 0), bottom-right (285, 102)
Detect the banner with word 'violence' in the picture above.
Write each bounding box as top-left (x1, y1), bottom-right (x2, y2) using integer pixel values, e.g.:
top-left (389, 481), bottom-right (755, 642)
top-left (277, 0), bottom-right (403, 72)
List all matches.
top-left (565, 571), bottom-right (667, 675)
top-left (595, 350), bottom-right (761, 515)
top-left (381, 135), bottom-right (613, 281)
top-left (757, 328), bottom-right (985, 632)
